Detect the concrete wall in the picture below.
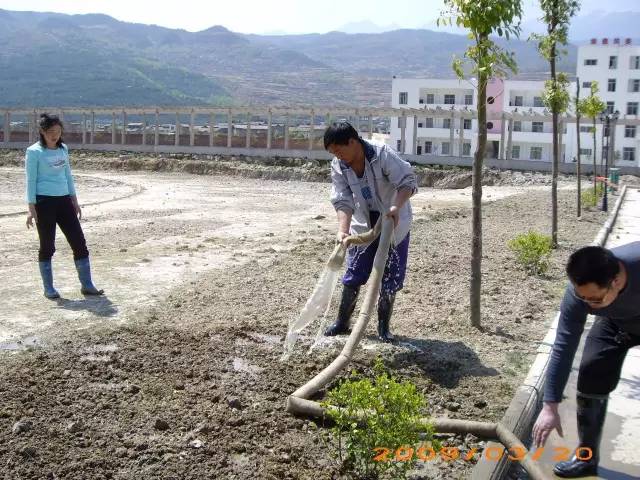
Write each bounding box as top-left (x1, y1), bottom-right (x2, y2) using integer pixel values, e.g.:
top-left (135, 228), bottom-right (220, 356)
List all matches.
top-left (3, 141), bottom-right (638, 175)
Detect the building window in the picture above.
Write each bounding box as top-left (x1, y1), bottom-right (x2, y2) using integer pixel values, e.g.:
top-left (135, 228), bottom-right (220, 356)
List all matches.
top-left (532, 121), bottom-right (544, 133)
top-left (582, 81), bottom-right (592, 88)
top-left (609, 56), bottom-right (618, 69)
top-left (441, 142), bottom-right (450, 155)
top-left (627, 102), bottom-right (639, 115)
top-left (530, 146), bottom-right (543, 160)
top-left (486, 121), bottom-right (494, 130)
top-left (608, 78), bottom-right (616, 92)
top-left (580, 125), bottom-right (592, 133)
top-left (399, 92), bottom-right (408, 105)
top-left (624, 125), bottom-right (636, 138)
top-left (584, 59), bottom-right (597, 66)
top-left (397, 140), bottom-right (402, 151)
top-left (602, 146), bottom-right (608, 160)
top-left (424, 141), bottom-right (432, 154)
top-left (511, 145), bottom-right (520, 159)
top-left (623, 147), bottom-right (636, 161)
top-left (464, 94), bottom-right (473, 105)
top-left (463, 119), bottom-right (472, 130)
top-left (579, 148), bottom-right (593, 156)
top-left (533, 96), bottom-right (544, 107)
top-left (444, 94), bottom-right (456, 105)
top-left (443, 118), bottom-right (451, 129)
top-left (463, 143), bottom-right (471, 156)
top-left (513, 121), bottom-right (522, 132)
top-left (630, 79), bottom-right (640, 92)
top-left (630, 56), bottom-right (640, 69)
top-left (425, 117), bottom-right (434, 128)
top-left (397, 117), bottom-right (404, 128)
top-left (417, 145), bottom-right (422, 155)
top-left (417, 122), bottom-right (423, 128)
top-left (426, 93), bottom-right (435, 104)
top-left (606, 102), bottom-right (615, 114)
top-left (625, 125), bottom-right (637, 138)
top-left (514, 96), bottom-right (523, 106)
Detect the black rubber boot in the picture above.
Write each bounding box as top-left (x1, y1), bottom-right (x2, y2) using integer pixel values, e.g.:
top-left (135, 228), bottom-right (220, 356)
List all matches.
top-left (324, 285), bottom-right (359, 336)
top-left (553, 393), bottom-right (608, 478)
top-left (377, 291), bottom-right (396, 343)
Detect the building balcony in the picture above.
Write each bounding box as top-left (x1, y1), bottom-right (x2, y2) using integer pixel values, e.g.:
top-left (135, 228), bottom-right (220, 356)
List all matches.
top-left (417, 102), bottom-right (475, 110)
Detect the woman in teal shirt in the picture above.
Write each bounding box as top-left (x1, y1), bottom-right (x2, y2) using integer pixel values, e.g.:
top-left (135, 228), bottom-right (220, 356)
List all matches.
top-left (25, 113), bottom-right (103, 298)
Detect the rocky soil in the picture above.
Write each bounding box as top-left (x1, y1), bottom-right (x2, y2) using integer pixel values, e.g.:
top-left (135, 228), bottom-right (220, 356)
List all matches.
top-left (0, 149), bottom-right (612, 479)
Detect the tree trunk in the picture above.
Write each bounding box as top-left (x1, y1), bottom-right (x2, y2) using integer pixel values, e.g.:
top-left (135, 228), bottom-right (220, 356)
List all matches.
top-left (550, 38), bottom-right (558, 248)
top-left (470, 54), bottom-right (487, 329)
top-left (601, 124), bottom-right (605, 174)
top-left (576, 81), bottom-right (582, 218)
top-left (593, 117), bottom-right (597, 194)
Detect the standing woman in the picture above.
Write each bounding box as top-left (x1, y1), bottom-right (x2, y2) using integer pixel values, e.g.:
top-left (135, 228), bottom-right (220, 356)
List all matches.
top-left (25, 113), bottom-right (103, 299)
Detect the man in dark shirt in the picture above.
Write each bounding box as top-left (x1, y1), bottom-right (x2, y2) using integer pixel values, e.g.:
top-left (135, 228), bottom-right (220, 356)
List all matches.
top-left (532, 242), bottom-right (640, 478)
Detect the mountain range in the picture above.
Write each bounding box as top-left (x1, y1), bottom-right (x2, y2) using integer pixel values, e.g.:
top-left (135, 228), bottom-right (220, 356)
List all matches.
top-left (0, 8), bottom-right (589, 108)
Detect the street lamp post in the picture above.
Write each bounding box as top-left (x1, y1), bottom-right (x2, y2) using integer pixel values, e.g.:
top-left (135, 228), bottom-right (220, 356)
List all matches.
top-left (598, 110), bottom-right (620, 212)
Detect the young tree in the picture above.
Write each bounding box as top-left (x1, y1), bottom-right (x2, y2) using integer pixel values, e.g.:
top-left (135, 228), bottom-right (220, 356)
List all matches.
top-left (533, 0), bottom-right (580, 248)
top-left (580, 81), bottom-right (606, 195)
top-left (439, 0), bottom-right (523, 328)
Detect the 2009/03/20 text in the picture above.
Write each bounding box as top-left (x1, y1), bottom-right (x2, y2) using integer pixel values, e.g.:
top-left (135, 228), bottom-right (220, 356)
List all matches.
top-left (373, 445), bottom-right (593, 463)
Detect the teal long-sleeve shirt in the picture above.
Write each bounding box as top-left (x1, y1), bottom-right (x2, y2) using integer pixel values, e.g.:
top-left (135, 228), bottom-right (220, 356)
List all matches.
top-left (25, 142), bottom-right (76, 204)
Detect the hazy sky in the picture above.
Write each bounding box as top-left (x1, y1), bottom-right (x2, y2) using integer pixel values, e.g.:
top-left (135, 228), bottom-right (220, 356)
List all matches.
top-left (0, 0), bottom-right (638, 34)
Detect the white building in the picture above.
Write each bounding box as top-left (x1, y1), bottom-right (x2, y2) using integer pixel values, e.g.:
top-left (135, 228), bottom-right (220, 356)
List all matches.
top-left (577, 37), bottom-right (640, 166)
top-left (389, 37), bottom-right (640, 168)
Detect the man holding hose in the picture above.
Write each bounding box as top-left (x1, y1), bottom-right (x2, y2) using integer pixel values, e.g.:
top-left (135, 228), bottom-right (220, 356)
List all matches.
top-left (323, 122), bottom-right (417, 342)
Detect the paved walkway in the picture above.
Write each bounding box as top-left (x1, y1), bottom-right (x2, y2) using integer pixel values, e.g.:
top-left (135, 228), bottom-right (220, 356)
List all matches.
top-left (538, 187), bottom-right (640, 479)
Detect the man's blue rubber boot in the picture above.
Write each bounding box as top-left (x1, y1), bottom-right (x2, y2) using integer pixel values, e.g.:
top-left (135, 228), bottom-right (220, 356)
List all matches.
top-left (553, 394), bottom-right (608, 478)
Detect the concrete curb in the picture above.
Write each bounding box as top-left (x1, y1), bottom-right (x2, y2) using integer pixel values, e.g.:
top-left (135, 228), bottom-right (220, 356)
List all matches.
top-left (471, 184), bottom-right (628, 480)
top-left (591, 185), bottom-right (628, 247)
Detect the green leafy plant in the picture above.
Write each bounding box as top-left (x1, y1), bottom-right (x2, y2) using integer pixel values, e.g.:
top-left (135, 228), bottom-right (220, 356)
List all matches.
top-left (581, 183), bottom-right (604, 208)
top-left (508, 231), bottom-right (553, 275)
top-left (322, 358), bottom-right (435, 480)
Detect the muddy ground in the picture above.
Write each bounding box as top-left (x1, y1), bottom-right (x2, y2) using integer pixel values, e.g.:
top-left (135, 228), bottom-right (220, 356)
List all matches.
top-left (0, 150), bottom-right (611, 479)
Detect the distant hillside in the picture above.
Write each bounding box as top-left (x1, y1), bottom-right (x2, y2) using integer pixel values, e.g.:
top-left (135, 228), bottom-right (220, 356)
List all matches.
top-left (250, 29), bottom-right (576, 78)
top-left (0, 9), bottom-right (578, 108)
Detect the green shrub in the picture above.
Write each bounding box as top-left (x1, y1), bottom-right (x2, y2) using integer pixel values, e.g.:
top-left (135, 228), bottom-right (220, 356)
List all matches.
top-left (508, 231), bottom-right (553, 275)
top-left (322, 358), bottom-right (435, 479)
top-left (581, 183), bottom-right (604, 208)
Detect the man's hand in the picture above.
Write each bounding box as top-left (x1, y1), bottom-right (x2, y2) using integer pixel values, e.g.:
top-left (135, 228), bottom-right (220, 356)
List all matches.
top-left (385, 205), bottom-right (399, 228)
top-left (26, 204), bottom-right (38, 229)
top-left (336, 231), bottom-right (349, 246)
top-left (532, 402), bottom-right (563, 448)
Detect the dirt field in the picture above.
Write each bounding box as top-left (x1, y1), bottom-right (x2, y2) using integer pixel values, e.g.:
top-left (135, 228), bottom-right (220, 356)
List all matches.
top-left (0, 153), bottom-right (609, 480)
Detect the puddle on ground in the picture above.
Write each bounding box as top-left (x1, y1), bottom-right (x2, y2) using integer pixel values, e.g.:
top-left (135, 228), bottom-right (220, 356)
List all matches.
top-left (79, 354), bottom-right (113, 362)
top-left (82, 344), bottom-right (119, 353)
top-left (232, 357), bottom-right (263, 374)
top-left (0, 335), bottom-right (42, 351)
top-left (247, 332), bottom-right (281, 345)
